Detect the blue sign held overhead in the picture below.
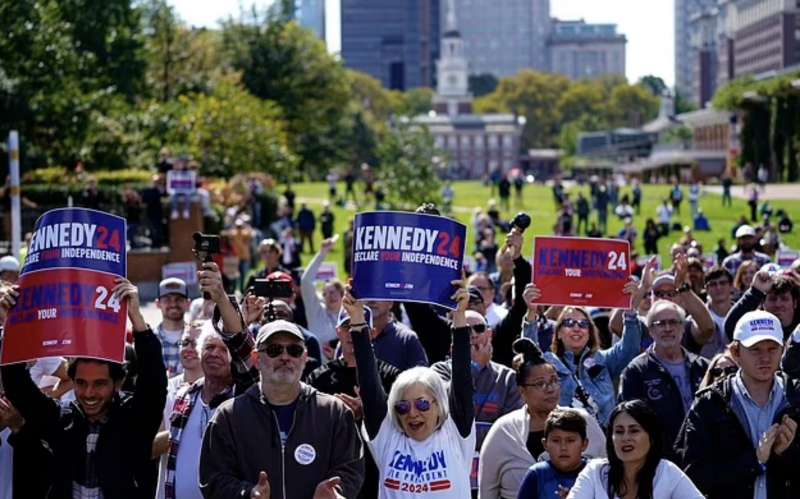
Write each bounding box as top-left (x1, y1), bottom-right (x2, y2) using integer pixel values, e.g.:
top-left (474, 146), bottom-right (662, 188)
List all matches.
top-left (351, 211), bottom-right (466, 309)
top-left (23, 208), bottom-right (127, 276)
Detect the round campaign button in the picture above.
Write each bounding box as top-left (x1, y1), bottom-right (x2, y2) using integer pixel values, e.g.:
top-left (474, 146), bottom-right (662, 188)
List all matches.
top-left (294, 443), bottom-right (317, 465)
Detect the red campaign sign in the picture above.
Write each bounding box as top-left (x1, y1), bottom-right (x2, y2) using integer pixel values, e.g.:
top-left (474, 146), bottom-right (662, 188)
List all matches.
top-left (532, 236), bottom-right (632, 309)
top-left (1, 208), bottom-right (128, 365)
top-left (1, 269), bottom-right (128, 364)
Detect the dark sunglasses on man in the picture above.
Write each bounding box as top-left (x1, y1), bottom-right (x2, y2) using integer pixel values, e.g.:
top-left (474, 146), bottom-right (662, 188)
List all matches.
top-left (469, 323), bottom-right (487, 334)
top-left (261, 343), bottom-right (305, 358)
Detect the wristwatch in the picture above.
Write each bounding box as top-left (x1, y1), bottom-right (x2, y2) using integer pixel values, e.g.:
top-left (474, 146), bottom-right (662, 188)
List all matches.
top-left (677, 283), bottom-right (691, 294)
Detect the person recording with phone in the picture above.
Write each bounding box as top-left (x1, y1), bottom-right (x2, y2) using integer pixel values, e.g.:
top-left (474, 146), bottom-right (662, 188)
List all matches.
top-left (154, 260), bottom-right (261, 499)
top-left (239, 274), bottom-right (323, 379)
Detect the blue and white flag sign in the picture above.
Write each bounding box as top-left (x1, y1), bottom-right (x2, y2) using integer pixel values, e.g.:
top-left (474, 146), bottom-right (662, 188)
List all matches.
top-left (351, 211), bottom-right (466, 309)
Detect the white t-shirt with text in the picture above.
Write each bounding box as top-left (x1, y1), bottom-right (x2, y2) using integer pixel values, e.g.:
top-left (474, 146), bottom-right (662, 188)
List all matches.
top-left (364, 416), bottom-right (475, 498)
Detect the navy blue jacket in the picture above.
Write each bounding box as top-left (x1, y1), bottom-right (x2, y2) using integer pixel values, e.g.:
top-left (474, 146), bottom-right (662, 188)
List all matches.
top-left (675, 373), bottom-right (800, 499)
top-left (618, 347), bottom-right (708, 462)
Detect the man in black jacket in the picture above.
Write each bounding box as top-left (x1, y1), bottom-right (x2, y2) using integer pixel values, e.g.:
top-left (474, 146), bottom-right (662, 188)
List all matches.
top-left (0, 278), bottom-right (167, 498)
top-left (676, 310), bottom-right (800, 499)
top-left (199, 318), bottom-right (364, 499)
top-left (619, 300), bottom-right (708, 462)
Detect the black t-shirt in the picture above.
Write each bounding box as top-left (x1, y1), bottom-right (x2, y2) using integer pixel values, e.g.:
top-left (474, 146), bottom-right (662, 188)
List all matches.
top-left (269, 399), bottom-right (299, 445)
top-left (526, 430), bottom-right (545, 460)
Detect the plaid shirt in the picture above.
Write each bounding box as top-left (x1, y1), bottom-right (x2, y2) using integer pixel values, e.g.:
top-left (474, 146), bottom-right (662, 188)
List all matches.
top-left (157, 323), bottom-right (184, 376)
top-left (164, 302), bottom-right (257, 499)
top-left (72, 421), bottom-right (104, 499)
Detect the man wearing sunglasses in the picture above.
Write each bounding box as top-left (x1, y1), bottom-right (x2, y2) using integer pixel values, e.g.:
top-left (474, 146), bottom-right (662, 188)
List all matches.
top-left (199, 308), bottom-right (364, 498)
top-left (431, 310), bottom-right (523, 495)
top-left (608, 264), bottom-right (716, 355)
top-left (618, 300), bottom-right (709, 462)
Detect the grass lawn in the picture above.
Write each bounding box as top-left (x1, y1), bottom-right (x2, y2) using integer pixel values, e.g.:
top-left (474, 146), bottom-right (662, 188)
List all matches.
top-left (282, 181), bottom-right (800, 279)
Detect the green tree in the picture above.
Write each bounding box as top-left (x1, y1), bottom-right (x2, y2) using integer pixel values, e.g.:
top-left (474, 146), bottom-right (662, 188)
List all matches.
top-left (474, 70), bottom-right (570, 148)
top-left (141, 0), bottom-right (229, 102)
top-left (172, 82), bottom-right (297, 177)
top-left (674, 89), bottom-right (698, 114)
top-left (377, 123), bottom-right (443, 209)
top-left (468, 73), bottom-right (499, 97)
top-left (638, 75), bottom-right (668, 97)
top-left (223, 19), bottom-right (351, 176)
top-left (59, 0), bottom-right (146, 100)
top-left (607, 84), bottom-right (660, 128)
top-left (393, 87), bottom-right (434, 116)
top-left (1, 1), bottom-right (103, 167)
top-left (348, 70), bottom-right (394, 123)
top-left (557, 82), bottom-right (606, 125)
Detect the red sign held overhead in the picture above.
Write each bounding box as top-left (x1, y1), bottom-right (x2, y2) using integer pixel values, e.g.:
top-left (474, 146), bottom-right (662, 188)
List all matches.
top-left (532, 236), bottom-right (631, 309)
top-left (1, 208), bottom-right (128, 365)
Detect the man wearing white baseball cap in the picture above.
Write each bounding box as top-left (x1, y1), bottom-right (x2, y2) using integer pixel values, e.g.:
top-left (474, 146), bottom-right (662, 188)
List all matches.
top-left (677, 310), bottom-right (800, 499)
top-left (0, 255), bottom-right (20, 284)
top-left (722, 224), bottom-right (771, 277)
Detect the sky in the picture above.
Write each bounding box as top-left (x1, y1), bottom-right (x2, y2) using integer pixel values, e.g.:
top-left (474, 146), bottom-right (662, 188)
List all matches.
top-left (171, 0), bottom-right (674, 87)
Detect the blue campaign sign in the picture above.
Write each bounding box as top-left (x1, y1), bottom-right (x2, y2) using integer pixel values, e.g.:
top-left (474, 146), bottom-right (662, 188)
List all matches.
top-left (351, 211), bottom-right (466, 309)
top-left (22, 208), bottom-right (127, 277)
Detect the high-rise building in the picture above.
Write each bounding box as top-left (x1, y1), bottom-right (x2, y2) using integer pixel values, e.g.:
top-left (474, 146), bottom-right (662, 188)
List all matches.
top-left (450, 0), bottom-right (550, 78)
top-left (688, 5), bottom-right (719, 107)
top-left (340, 0), bottom-right (439, 89)
top-left (296, 0), bottom-right (325, 41)
top-left (548, 20), bottom-right (626, 80)
top-left (675, 0), bottom-right (718, 99)
top-left (733, 0), bottom-right (800, 77)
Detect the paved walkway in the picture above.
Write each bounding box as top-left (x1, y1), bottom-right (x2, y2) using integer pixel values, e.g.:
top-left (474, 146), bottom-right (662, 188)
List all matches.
top-left (704, 183), bottom-right (800, 200)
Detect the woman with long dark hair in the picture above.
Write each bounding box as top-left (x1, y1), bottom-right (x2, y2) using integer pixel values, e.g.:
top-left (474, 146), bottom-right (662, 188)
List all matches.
top-left (567, 400), bottom-right (702, 499)
top-left (479, 339), bottom-right (605, 499)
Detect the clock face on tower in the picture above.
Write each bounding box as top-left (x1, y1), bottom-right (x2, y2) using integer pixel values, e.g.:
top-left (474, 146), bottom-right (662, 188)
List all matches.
top-left (448, 75), bottom-right (457, 86)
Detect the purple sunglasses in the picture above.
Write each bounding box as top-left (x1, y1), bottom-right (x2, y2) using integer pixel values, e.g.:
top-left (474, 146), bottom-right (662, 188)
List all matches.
top-left (394, 399), bottom-right (433, 415)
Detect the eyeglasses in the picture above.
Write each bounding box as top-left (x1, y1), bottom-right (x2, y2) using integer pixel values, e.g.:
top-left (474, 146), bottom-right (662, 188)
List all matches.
top-left (521, 377), bottom-right (561, 391)
top-left (650, 318), bottom-right (682, 329)
top-left (394, 398), bottom-right (435, 415)
top-left (469, 324), bottom-right (487, 334)
top-left (709, 365), bottom-right (738, 378)
top-left (261, 343), bottom-right (305, 358)
top-left (180, 339), bottom-right (197, 347)
top-left (653, 290), bottom-right (678, 299)
top-left (562, 318), bottom-right (591, 329)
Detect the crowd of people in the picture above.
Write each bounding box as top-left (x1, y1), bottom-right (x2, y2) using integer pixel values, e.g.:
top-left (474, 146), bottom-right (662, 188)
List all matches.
top-left (0, 179), bottom-right (800, 499)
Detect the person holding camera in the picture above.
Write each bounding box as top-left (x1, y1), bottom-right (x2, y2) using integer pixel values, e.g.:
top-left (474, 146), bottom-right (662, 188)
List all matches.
top-left (0, 279), bottom-right (167, 498)
top-left (155, 261), bottom-right (261, 499)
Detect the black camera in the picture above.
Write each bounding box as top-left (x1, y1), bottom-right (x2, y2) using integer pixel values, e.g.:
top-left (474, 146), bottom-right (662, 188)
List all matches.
top-left (510, 212), bottom-right (531, 232)
top-left (192, 232), bottom-right (220, 263)
top-left (252, 279), bottom-right (293, 299)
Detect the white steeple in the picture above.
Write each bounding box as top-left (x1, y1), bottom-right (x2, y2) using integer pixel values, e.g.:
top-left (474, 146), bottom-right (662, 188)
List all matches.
top-left (436, 0), bottom-right (471, 115)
